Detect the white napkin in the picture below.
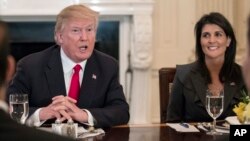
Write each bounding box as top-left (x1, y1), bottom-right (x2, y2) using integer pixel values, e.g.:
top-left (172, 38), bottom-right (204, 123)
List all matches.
top-left (215, 128), bottom-right (229, 134)
top-left (77, 127), bottom-right (105, 138)
top-left (38, 126), bottom-right (105, 138)
top-left (225, 116), bottom-right (241, 125)
top-left (166, 123), bottom-right (200, 132)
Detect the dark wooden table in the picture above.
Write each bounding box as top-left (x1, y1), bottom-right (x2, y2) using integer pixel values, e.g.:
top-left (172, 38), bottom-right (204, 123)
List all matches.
top-left (78, 124), bottom-right (229, 141)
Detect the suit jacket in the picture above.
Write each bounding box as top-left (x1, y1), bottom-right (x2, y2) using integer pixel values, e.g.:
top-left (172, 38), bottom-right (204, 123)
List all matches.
top-left (167, 62), bottom-right (245, 122)
top-left (0, 110), bottom-right (74, 141)
top-left (7, 45), bottom-right (129, 128)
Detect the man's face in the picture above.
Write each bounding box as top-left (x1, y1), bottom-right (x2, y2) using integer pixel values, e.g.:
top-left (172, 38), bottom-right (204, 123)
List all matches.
top-left (56, 18), bottom-right (97, 63)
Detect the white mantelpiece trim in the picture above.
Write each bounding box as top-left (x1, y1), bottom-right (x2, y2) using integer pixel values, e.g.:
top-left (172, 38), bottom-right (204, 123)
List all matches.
top-left (0, 0), bottom-right (154, 18)
top-left (0, 0), bottom-right (154, 124)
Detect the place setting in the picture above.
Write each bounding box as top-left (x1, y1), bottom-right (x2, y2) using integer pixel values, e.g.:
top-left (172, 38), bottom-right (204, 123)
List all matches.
top-left (8, 93), bottom-right (105, 139)
top-left (38, 119), bottom-right (105, 139)
top-left (167, 89), bottom-right (230, 134)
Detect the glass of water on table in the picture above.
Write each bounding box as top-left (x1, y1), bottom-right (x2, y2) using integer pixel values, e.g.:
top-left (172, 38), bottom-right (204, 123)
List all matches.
top-left (9, 94), bottom-right (29, 124)
top-left (206, 89), bottom-right (224, 135)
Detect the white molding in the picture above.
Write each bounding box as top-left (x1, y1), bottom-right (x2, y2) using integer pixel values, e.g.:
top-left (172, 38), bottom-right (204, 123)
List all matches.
top-left (0, 0), bottom-right (154, 19)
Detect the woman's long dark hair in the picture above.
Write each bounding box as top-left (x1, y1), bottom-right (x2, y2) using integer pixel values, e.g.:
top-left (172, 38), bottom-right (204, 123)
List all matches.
top-left (194, 12), bottom-right (237, 84)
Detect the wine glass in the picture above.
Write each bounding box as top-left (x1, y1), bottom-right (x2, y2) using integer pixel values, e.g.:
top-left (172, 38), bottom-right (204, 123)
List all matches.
top-left (206, 89), bottom-right (224, 135)
top-left (9, 94), bottom-right (29, 124)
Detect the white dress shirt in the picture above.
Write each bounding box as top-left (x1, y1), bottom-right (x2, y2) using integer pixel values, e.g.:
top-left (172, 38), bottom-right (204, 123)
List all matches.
top-left (27, 48), bottom-right (94, 127)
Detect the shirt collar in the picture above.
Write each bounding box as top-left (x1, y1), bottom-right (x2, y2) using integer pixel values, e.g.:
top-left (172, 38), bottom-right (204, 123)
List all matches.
top-left (60, 48), bottom-right (87, 73)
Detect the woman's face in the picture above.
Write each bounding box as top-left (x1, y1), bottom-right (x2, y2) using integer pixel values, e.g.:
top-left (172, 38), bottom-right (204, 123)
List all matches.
top-left (200, 24), bottom-right (231, 61)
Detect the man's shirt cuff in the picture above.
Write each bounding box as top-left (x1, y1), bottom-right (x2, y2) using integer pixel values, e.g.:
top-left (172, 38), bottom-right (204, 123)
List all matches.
top-left (27, 108), bottom-right (46, 127)
top-left (82, 109), bottom-right (94, 126)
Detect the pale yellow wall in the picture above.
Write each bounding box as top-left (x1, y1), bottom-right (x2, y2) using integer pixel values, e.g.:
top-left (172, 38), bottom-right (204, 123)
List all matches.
top-left (151, 0), bottom-right (250, 123)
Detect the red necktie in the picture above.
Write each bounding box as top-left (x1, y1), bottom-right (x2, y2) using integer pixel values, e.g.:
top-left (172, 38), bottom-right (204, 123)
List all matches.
top-left (68, 64), bottom-right (81, 101)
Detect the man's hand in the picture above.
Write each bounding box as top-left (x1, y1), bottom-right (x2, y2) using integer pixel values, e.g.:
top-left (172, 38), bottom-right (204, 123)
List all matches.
top-left (39, 95), bottom-right (88, 123)
top-left (65, 102), bottom-right (89, 123)
top-left (39, 103), bottom-right (62, 121)
top-left (52, 95), bottom-right (76, 121)
top-left (39, 95), bottom-right (75, 121)
top-left (53, 96), bottom-right (88, 123)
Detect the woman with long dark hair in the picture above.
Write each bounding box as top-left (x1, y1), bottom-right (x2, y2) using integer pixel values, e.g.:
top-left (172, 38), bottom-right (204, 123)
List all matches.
top-left (167, 12), bottom-right (246, 122)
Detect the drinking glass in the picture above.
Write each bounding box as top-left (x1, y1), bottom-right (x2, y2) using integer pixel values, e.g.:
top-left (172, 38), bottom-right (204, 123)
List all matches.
top-left (206, 89), bottom-right (224, 135)
top-left (9, 94), bottom-right (29, 124)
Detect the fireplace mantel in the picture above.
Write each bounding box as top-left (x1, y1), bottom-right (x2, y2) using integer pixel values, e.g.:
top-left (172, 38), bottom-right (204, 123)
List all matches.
top-left (0, 0), bottom-right (154, 20)
top-left (0, 0), bottom-right (155, 124)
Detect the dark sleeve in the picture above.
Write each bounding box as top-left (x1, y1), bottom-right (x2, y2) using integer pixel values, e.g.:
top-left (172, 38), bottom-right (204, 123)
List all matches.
top-left (88, 62), bottom-right (130, 128)
top-left (166, 65), bottom-right (185, 122)
top-left (7, 59), bottom-right (39, 115)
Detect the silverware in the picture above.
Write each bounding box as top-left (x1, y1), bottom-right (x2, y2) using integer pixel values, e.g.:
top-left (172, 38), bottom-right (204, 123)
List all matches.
top-left (197, 123), bottom-right (209, 132)
top-left (196, 122), bottom-right (212, 132)
top-left (202, 122), bottom-right (212, 131)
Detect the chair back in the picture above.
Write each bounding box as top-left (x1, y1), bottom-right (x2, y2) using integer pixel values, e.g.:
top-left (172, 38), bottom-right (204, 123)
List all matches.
top-left (159, 67), bottom-right (176, 123)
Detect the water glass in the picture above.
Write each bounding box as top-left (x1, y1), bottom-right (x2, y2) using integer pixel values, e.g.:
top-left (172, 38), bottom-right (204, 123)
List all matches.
top-left (206, 89), bottom-right (224, 135)
top-left (9, 94), bottom-right (29, 124)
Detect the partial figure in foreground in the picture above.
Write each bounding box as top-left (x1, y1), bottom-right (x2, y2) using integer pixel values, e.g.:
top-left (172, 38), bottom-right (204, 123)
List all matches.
top-left (242, 15), bottom-right (250, 91)
top-left (0, 20), bottom-right (74, 141)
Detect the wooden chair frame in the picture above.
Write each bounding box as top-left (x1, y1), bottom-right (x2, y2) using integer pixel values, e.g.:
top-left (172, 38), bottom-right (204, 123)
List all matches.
top-left (159, 68), bottom-right (176, 123)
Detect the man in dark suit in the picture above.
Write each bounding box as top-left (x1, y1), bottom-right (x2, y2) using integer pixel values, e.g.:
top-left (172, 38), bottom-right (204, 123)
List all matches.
top-left (7, 4), bottom-right (129, 128)
top-left (0, 20), bottom-right (75, 141)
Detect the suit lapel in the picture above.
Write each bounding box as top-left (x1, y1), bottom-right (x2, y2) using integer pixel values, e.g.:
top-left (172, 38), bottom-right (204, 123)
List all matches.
top-left (224, 81), bottom-right (242, 110)
top-left (44, 48), bottom-right (66, 97)
top-left (77, 52), bottom-right (99, 107)
top-left (190, 69), bottom-right (207, 107)
top-left (190, 67), bottom-right (243, 111)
